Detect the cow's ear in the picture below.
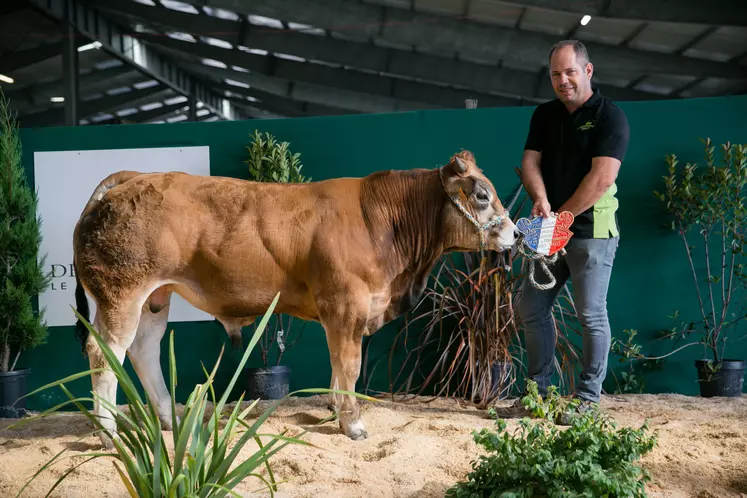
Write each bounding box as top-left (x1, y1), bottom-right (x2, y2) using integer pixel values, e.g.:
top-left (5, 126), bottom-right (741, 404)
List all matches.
top-left (446, 155), bottom-right (468, 177)
top-left (455, 156), bottom-right (468, 174)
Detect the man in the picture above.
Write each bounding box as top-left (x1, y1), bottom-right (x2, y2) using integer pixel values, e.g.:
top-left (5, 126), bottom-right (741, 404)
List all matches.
top-left (497, 40), bottom-right (630, 423)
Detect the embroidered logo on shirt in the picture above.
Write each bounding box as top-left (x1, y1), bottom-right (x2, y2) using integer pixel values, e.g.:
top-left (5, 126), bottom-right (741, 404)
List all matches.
top-left (577, 120), bottom-right (594, 131)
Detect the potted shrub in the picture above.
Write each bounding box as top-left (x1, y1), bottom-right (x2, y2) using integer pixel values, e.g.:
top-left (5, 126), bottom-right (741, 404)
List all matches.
top-left (0, 89), bottom-right (52, 417)
top-left (653, 137), bottom-right (747, 397)
top-left (241, 130), bottom-right (311, 399)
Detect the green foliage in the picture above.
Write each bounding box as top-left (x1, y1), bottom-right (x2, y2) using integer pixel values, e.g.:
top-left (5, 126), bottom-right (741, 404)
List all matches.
top-left (609, 329), bottom-right (665, 394)
top-left (0, 89), bottom-right (51, 372)
top-left (7, 293), bottom-right (376, 497)
top-left (652, 138), bottom-right (747, 367)
top-left (445, 381), bottom-right (659, 498)
top-left (243, 130), bottom-right (310, 184)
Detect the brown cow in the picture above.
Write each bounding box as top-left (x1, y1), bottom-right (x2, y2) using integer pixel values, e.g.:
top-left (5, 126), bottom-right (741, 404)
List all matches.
top-left (72, 150), bottom-right (518, 449)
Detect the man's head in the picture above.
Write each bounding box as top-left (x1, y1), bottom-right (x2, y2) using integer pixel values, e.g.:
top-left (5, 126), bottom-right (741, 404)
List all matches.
top-left (548, 40), bottom-right (593, 110)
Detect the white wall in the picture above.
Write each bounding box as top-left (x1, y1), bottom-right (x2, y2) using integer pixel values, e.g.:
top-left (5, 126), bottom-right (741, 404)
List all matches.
top-left (34, 146), bottom-right (214, 327)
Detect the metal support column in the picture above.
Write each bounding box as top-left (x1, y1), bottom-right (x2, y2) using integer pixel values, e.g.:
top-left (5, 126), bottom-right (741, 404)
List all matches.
top-left (62, 0), bottom-right (78, 126)
top-left (188, 82), bottom-right (197, 121)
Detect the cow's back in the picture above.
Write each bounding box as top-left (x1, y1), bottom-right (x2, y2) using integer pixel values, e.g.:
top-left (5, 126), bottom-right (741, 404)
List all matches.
top-left (74, 170), bottom-right (376, 318)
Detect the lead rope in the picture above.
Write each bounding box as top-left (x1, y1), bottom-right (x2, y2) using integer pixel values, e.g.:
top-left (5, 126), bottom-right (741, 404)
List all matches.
top-left (515, 238), bottom-right (566, 290)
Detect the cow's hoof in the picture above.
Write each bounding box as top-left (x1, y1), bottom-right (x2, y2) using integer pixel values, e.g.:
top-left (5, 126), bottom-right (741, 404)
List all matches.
top-left (160, 414), bottom-right (180, 431)
top-left (342, 419), bottom-right (368, 440)
top-left (98, 432), bottom-right (116, 450)
top-left (349, 429), bottom-right (368, 441)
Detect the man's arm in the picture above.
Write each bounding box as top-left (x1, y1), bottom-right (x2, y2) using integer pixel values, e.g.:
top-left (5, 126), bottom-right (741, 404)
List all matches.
top-left (558, 104), bottom-right (630, 216)
top-left (557, 156), bottom-right (620, 216)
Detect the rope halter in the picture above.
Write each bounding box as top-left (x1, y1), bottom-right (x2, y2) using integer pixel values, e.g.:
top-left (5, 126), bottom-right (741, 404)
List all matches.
top-left (439, 166), bottom-right (506, 251)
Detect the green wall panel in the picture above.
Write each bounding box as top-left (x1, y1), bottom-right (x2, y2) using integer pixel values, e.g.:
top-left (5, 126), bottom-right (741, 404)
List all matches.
top-left (16, 93), bottom-right (747, 411)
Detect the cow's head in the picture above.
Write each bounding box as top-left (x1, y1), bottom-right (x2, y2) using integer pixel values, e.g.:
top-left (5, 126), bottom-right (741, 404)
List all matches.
top-left (439, 150), bottom-right (518, 253)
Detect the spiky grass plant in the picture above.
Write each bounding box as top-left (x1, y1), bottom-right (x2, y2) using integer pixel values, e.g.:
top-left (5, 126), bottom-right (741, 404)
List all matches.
top-left (7, 293), bottom-right (375, 497)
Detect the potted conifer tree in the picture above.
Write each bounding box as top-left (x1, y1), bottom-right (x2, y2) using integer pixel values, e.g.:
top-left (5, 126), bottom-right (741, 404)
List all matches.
top-left (0, 89), bottom-right (51, 418)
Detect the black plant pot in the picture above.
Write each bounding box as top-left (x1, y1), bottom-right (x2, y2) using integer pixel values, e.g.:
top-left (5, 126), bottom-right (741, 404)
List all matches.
top-left (0, 368), bottom-right (31, 418)
top-left (246, 365), bottom-right (291, 400)
top-left (695, 359), bottom-right (745, 398)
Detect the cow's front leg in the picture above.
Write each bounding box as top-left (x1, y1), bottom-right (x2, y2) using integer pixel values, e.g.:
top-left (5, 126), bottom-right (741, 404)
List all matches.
top-left (326, 329), bottom-right (367, 440)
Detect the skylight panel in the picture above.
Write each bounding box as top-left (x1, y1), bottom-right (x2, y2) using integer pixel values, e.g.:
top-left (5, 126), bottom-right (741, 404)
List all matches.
top-left (248, 15), bottom-right (283, 29)
top-left (159, 0), bottom-right (199, 14)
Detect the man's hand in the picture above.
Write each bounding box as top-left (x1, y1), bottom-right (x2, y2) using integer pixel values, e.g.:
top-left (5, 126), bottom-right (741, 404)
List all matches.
top-left (531, 198), bottom-right (554, 219)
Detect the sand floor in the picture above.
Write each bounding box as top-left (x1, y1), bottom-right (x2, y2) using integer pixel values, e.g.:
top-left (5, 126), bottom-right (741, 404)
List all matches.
top-left (2, 393), bottom-right (747, 497)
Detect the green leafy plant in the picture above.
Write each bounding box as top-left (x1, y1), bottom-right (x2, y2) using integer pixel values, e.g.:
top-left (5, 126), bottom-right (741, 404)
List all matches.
top-left (243, 129), bottom-right (310, 184)
top-left (609, 329), bottom-right (665, 394)
top-left (445, 380), bottom-right (659, 498)
top-left (652, 138), bottom-right (747, 370)
top-left (0, 88), bottom-right (51, 372)
top-left (243, 130), bottom-right (311, 367)
top-left (7, 293), bottom-right (376, 497)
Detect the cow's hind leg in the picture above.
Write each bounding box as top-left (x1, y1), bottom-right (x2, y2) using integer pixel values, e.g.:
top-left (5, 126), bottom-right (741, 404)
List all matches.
top-left (127, 289), bottom-right (175, 431)
top-left (88, 299), bottom-right (142, 449)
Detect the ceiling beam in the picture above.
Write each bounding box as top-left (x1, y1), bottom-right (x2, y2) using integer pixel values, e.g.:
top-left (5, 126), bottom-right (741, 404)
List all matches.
top-left (5, 64), bottom-right (140, 111)
top-left (188, 0), bottom-right (747, 79)
top-left (92, 101), bottom-right (192, 125)
top-left (0, 40), bottom-right (86, 73)
top-left (205, 79), bottom-right (355, 116)
top-left (90, 0), bottom-right (662, 103)
top-left (27, 0), bottom-right (240, 121)
top-left (174, 59), bottom-right (427, 114)
top-left (139, 33), bottom-right (530, 111)
top-left (19, 83), bottom-right (172, 127)
top-left (494, 0), bottom-right (747, 27)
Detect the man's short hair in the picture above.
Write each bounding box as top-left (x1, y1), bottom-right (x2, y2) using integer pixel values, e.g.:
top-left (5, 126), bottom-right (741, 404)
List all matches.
top-left (548, 40), bottom-right (591, 66)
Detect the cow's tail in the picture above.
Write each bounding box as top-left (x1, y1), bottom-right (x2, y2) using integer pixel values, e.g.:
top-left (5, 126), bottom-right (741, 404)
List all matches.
top-left (74, 264), bottom-right (90, 356)
top-left (80, 170), bottom-right (144, 216)
top-left (74, 170), bottom-right (144, 356)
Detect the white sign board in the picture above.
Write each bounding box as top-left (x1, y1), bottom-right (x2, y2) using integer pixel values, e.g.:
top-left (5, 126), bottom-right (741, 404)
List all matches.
top-left (34, 146), bottom-right (215, 327)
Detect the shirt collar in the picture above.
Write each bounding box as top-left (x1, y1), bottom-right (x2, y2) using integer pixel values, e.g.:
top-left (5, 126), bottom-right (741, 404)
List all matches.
top-left (581, 87), bottom-right (602, 108)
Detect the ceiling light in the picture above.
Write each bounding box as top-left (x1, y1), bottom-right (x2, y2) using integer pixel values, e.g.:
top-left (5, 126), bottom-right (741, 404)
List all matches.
top-left (0, 74), bottom-right (14, 84)
top-left (580, 15), bottom-right (591, 26)
top-left (78, 41), bottom-right (102, 52)
top-left (50, 97), bottom-right (65, 102)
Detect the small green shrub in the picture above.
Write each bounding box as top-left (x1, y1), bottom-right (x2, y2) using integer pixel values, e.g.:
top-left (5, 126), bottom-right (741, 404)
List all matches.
top-left (7, 293), bottom-right (375, 498)
top-left (446, 381), bottom-right (659, 498)
top-left (243, 130), bottom-right (310, 184)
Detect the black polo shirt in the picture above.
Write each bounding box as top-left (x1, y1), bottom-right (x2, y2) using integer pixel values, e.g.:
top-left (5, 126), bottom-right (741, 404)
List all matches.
top-left (524, 88), bottom-right (630, 239)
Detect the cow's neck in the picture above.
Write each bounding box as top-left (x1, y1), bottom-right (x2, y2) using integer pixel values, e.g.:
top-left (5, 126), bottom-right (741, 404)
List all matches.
top-left (360, 169), bottom-right (446, 315)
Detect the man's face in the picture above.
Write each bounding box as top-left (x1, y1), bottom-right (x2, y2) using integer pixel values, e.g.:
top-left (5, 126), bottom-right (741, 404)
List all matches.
top-left (549, 46), bottom-right (593, 106)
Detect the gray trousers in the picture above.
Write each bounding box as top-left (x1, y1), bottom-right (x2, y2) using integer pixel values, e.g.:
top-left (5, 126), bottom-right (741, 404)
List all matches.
top-left (517, 236), bottom-right (619, 402)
